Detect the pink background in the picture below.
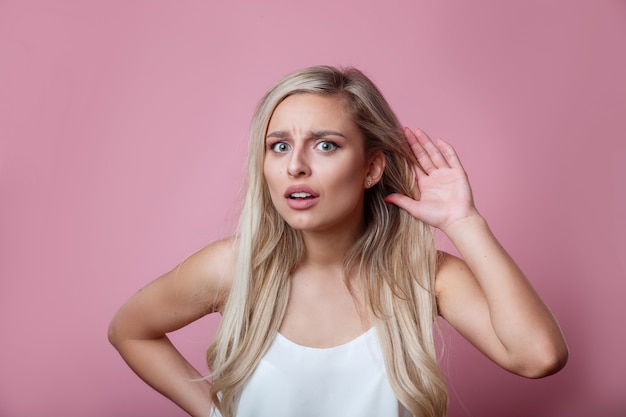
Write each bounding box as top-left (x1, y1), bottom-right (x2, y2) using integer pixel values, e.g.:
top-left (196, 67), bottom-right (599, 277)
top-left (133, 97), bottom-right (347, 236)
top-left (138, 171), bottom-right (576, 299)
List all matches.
top-left (1, 1), bottom-right (625, 416)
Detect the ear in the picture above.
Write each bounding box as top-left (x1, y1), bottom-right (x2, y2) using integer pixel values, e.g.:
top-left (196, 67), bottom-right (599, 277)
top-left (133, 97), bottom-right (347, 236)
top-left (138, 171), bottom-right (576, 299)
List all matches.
top-left (364, 151), bottom-right (386, 188)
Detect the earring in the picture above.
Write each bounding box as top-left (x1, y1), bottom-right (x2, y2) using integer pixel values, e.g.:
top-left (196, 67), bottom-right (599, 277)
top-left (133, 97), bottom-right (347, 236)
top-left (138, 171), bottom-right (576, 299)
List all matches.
top-left (366, 180), bottom-right (372, 187)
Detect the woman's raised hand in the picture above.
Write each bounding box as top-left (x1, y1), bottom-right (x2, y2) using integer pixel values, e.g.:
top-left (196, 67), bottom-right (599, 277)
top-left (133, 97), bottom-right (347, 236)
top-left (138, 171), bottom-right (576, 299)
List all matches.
top-left (385, 127), bottom-right (479, 233)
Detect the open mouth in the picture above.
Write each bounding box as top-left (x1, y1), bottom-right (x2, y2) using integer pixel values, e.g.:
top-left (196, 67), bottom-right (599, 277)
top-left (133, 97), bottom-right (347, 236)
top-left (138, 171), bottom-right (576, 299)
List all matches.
top-left (289, 192), bottom-right (314, 199)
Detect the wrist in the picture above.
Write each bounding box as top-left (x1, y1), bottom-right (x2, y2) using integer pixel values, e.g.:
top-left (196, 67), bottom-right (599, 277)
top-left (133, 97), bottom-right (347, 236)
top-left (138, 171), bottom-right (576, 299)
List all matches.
top-left (441, 211), bottom-right (487, 240)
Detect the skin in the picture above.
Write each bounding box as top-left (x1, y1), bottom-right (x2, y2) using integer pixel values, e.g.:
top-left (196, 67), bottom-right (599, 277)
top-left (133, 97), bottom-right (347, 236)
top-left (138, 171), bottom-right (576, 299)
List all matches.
top-left (108, 93), bottom-right (568, 417)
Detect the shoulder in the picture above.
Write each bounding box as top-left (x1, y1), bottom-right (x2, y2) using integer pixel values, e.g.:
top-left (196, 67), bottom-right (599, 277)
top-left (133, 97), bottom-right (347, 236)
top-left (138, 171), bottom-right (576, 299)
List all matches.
top-left (175, 236), bottom-right (238, 312)
top-left (140, 236), bottom-right (238, 316)
top-left (109, 237), bottom-right (239, 341)
top-left (181, 237), bottom-right (237, 283)
top-left (434, 251), bottom-right (493, 329)
top-left (434, 251), bottom-right (477, 315)
top-left (434, 251), bottom-right (470, 294)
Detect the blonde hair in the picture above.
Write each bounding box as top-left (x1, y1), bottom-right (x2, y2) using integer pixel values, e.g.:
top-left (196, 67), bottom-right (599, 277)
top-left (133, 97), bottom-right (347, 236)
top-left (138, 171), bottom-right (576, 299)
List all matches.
top-left (207, 66), bottom-right (448, 416)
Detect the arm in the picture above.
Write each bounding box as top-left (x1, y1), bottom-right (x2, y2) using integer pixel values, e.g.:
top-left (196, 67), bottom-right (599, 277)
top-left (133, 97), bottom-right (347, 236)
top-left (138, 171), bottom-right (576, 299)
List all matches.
top-left (385, 128), bottom-right (568, 378)
top-left (108, 238), bottom-right (236, 416)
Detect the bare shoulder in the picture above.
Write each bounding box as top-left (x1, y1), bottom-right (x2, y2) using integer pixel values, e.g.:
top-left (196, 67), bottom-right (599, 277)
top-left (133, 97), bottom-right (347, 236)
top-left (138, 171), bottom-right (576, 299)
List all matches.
top-left (433, 250), bottom-right (480, 319)
top-left (109, 237), bottom-right (238, 340)
top-left (434, 250), bottom-right (471, 295)
top-left (169, 236), bottom-right (238, 313)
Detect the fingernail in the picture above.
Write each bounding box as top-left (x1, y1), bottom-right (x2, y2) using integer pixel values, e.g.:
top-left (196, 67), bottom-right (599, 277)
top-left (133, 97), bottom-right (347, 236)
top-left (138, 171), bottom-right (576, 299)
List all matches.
top-left (384, 197), bottom-right (392, 203)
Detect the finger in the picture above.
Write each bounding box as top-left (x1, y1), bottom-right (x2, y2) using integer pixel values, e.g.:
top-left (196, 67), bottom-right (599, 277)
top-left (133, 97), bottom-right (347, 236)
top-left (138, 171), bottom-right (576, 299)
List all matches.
top-left (384, 193), bottom-right (416, 210)
top-left (435, 137), bottom-right (464, 170)
top-left (384, 192), bottom-right (425, 212)
top-left (413, 162), bottom-right (428, 182)
top-left (414, 128), bottom-right (450, 169)
top-left (403, 127), bottom-right (436, 174)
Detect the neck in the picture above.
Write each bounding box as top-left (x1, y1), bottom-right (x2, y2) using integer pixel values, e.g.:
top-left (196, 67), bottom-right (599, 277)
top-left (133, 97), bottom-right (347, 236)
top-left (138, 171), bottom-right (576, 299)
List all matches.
top-left (300, 223), bottom-right (362, 269)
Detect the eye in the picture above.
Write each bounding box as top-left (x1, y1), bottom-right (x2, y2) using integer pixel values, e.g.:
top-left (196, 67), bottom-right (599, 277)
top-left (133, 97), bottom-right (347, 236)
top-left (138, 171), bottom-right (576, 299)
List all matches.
top-left (315, 141), bottom-right (339, 152)
top-left (269, 141), bottom-right (291, 153)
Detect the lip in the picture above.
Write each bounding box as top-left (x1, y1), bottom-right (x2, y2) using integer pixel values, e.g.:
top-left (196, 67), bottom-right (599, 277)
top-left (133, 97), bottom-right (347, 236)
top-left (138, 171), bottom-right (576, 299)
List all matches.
top-left (283, 185), bottom-right (319, 198)
top-left (284, 184), bottom-right (320, 210)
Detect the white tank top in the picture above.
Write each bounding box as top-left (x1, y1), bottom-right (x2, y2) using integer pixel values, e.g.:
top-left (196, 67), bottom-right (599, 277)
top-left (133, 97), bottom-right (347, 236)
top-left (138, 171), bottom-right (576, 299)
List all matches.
top-left (218, 328), bottom-right (411, 417)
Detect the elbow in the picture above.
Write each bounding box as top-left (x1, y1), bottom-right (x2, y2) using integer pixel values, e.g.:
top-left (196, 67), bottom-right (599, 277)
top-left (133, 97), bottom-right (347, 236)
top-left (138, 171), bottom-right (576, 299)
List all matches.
top-left (107, 314), bottom-right (124, 350)
top-left (515, 339), bottom-right (569, 379)
top-left (107, 320), bottom-right (119, 348)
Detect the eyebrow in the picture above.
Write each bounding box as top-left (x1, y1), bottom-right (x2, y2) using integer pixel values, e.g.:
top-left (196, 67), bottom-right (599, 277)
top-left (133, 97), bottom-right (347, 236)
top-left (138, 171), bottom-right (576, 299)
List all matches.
top-left (265, 130), bottom-right (347, 140)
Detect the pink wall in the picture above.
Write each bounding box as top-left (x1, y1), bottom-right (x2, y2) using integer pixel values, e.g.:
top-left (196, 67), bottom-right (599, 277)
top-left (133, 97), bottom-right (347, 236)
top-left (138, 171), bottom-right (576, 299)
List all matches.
top-left (1, 1), bottom-right (624, 416)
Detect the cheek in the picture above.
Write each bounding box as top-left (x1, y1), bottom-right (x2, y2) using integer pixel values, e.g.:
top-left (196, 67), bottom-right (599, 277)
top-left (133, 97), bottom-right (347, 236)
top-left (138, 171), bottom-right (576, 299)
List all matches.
top-left (321, 163), bottom-right (365, 194)
top-left (262, 160), bottom-right (274, 186)
top-left (263, 163), bottom-right (282, 201)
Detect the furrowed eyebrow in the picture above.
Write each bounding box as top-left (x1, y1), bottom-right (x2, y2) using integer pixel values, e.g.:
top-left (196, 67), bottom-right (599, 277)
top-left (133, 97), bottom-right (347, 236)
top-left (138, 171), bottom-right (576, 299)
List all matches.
top-left (265, 130), bottom-right (346, 139)
top-left (311, 130), bottom-right (346, 139)
top-left (266, 130), bottom-right (290, 139)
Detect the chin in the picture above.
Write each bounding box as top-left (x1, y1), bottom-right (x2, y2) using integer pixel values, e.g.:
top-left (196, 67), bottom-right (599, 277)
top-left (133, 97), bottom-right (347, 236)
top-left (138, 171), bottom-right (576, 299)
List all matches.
top-left (281, 216), bottom-right (327, 233)
top-left (284, 220), bottom-right (318, 232)
top-left (277, 211), bottom-right (315, 230)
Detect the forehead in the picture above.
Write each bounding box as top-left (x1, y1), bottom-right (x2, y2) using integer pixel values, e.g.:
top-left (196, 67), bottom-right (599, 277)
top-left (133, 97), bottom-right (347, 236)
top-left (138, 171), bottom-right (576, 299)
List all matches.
top-left (267, 94), bottom-right (355, 131)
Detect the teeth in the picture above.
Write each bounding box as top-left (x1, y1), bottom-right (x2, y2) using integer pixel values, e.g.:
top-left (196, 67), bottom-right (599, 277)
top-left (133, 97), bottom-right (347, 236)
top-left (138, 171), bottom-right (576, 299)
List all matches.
top-left (290, 192), bottom-right (312, 199)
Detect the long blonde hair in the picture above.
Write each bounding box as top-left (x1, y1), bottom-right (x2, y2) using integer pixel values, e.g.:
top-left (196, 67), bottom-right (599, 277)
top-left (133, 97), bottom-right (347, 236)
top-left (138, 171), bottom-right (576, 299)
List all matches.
top-left (207, 66), bottom-right (448, 417)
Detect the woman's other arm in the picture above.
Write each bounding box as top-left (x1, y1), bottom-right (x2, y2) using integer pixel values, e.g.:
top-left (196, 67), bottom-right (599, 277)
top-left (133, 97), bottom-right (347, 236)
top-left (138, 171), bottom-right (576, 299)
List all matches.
top-left (108, 238), bottom-right (235, 416)
top-left (385, 127), bottom-right (568, 378)
top-left (435, 227), bottom-right (568, 378)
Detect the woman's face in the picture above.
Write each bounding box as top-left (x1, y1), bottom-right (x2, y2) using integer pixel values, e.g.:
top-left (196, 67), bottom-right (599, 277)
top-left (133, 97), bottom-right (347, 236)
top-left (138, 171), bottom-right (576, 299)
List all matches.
top-left (263, 93), bottom-right (372, 235)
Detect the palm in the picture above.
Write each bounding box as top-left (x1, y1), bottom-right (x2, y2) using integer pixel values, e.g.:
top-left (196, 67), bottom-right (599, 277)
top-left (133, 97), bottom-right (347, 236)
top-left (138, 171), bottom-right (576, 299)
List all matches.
top-left (386, 128), bottom-right (477, 232)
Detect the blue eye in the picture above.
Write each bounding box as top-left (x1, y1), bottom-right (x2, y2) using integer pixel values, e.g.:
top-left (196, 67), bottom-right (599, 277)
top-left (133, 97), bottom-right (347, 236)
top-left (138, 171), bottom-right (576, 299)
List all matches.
top-left (270, 142), bottom-right (291, 153)
top-left (315, 141), bottom-right (338, 152)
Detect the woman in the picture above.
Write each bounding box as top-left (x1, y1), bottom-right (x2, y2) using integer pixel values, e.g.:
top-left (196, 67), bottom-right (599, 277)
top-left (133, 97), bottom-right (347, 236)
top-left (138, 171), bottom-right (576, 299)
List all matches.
top-left (108, 66), bottom-right (568, 417)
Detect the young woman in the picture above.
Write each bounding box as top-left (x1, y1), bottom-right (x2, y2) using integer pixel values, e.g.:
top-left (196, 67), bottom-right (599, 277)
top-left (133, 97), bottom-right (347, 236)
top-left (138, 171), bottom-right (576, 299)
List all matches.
top-left (108, 66), bottom-right (568, 417)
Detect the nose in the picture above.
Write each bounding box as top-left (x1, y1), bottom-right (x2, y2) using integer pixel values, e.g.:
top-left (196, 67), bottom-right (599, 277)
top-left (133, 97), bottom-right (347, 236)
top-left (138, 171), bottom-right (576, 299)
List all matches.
top-left (287, 147), bottom-right (310, 177)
